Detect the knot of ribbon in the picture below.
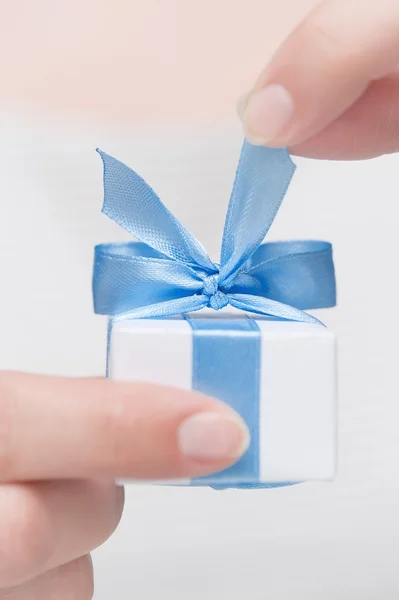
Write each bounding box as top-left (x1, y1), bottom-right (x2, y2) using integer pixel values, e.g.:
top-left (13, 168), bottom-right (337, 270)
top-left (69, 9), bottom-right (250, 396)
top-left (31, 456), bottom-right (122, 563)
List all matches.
top-left (93, 141), bottom-right (336, 323)
top-left (202, 273), bottom-right (229, 310)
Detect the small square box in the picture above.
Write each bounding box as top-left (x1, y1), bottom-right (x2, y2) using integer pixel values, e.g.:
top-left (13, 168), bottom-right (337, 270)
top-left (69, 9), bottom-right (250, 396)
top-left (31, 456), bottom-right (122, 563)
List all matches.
top-left (108, 312), bottom-right (336, 487)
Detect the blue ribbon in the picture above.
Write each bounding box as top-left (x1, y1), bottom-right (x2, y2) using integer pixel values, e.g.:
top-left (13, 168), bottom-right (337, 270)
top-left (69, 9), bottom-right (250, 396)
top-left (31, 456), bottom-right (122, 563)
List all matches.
top-left (186, 315), bottom-right (260, 488)
top-left (93, 141), bottom-right (336, 322)
top-left (93, 141), bottom-right (336, 489)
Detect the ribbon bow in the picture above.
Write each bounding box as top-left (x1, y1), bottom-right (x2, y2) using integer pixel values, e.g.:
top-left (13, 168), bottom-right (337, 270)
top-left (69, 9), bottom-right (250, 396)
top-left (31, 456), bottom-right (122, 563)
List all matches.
top-left (93, 141), bottom-right (336, 323)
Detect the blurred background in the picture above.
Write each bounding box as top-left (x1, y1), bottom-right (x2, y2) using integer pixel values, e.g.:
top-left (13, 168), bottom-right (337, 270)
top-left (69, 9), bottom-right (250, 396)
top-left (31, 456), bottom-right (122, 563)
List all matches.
top-left (1, 1), bottom-right (399, 599)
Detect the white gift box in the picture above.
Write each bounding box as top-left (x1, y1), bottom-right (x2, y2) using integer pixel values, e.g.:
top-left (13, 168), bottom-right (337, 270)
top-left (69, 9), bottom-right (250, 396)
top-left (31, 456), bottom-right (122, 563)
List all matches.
top-left (108, 312), bottom-right (336, 487)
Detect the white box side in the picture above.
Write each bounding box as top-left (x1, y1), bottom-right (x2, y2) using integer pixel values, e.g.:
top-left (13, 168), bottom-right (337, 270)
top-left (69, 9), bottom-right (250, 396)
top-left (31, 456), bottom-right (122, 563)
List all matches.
top-left (109, 319), bottom-right (192, 389)
top-left (257, 321), bottom-right (336, 481)
top-left (110, 319), bottom-right (193, 486)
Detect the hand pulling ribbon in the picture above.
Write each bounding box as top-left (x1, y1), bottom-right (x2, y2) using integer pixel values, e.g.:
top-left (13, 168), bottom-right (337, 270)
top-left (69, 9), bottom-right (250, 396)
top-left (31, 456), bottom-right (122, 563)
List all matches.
top-left (93, 141), bottom-right (336, 322)
top-left (92, 141), bottom-right (336, 490)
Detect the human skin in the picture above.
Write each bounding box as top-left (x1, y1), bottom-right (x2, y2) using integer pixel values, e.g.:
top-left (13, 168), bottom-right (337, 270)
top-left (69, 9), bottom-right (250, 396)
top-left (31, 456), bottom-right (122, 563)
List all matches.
top-left (0, 372), bottom-right (248, 598)
top-left (239, 0), bottom-right (399, 160)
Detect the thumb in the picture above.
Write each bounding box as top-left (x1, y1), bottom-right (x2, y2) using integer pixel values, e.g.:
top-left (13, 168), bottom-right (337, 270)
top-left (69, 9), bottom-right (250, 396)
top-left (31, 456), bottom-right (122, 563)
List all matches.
top-left (239, 0), bottom-right (399, 147)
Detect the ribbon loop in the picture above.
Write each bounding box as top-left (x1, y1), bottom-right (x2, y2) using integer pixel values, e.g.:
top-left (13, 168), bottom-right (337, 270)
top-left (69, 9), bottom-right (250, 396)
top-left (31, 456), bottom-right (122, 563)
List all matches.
top-left (93, 142), bottom-right (336, 323)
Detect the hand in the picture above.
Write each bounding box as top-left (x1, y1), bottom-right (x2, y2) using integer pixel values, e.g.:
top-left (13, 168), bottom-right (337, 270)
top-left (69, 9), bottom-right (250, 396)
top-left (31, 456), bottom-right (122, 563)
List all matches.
top-left (0, 372), bottom-right (248, 598)
top-left (239, 0), bottom-right (399, 160)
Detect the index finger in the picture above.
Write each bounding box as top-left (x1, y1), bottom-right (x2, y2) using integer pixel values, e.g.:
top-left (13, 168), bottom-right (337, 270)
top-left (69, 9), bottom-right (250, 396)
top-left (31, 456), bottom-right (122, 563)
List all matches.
top-left (0, 372), bottom-right (249, 481)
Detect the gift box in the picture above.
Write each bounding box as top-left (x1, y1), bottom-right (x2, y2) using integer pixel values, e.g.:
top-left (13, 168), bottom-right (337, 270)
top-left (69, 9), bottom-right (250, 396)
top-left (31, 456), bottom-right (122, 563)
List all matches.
top-left (108, 313), bottom-right (335, 486)
top-left (93, 141), bottom-right (337, 489)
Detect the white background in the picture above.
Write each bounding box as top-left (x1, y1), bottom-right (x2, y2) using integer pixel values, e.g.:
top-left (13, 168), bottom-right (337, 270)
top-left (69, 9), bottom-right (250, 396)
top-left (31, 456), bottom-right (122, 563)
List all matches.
top-left (1, 115), bottom-right (398, 599)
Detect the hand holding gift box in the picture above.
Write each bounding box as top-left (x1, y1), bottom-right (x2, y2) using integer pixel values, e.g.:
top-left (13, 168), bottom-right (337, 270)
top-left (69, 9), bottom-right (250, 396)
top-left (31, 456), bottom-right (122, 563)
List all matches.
top-left (93, 141), bottom-right (336, 489)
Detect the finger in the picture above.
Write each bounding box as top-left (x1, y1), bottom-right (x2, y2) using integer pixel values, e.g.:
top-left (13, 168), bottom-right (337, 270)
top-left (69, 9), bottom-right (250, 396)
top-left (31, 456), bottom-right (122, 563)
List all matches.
top-left (239, 0), bottom-right (399, 147)
top-left (0, 372), bottom-right (249, 481)
top-left (0, 555), bottom-right (93, 600)
top-left (290, 73), bottom-right (399, 159)
top-left (0, 481), bottom-right (122, 588)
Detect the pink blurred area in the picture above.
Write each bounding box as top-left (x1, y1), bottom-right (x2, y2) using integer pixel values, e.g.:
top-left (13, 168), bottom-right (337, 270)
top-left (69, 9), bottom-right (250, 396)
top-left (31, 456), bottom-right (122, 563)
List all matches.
top-left (0, 0), bottom-right (317, 124)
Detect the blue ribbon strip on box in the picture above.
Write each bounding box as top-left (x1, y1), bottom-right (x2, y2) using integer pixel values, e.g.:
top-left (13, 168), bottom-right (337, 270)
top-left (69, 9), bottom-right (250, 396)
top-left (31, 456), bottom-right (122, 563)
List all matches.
top-left (186, 315), bottom-right (261, 487)
top-left (93, 141), bottom-right (336, 490)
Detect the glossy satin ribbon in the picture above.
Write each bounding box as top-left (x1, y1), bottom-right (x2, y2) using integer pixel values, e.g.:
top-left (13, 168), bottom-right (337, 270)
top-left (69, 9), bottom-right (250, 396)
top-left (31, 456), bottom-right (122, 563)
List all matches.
top-left (186, 315), bottom-right (260, 488)
top-left (93, 141), bottom-right (336, 323)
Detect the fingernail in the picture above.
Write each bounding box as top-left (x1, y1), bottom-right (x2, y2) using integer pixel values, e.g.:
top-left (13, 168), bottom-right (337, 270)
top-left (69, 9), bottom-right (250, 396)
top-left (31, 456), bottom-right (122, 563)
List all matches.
top-left (236, 92), bottom-right (250, 121)
top-left (241, 84), bottom-right (294, 145)
top-left (177, 412), bottom-right (250, 461)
